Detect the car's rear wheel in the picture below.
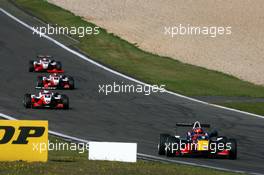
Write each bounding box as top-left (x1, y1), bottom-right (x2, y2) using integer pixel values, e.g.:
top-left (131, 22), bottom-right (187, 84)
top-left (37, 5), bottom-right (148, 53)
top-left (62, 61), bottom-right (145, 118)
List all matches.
top-left (158, 133), bottom-right (170, 155)
top-left (23, 94), bottom-right (32, 108)
top-left (228, 139), bottom-right (237, 160)
top-left (56, 61), bottom-right (62, 70)
top-left (29, 61), bottom-right (34, 72)
top-left (209, 130), bottom-right (218, 138)
top-left (61, 95), bottom-right (69, 109)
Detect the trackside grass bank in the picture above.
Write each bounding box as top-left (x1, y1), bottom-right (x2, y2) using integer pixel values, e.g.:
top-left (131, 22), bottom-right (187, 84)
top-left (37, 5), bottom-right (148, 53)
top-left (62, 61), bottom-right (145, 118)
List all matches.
top-left (0, 136), bottom-right (239, 175)
top-left (12, 0), bottom-right (264, 97)
top-left (219, 102), bottom-right (264, 116)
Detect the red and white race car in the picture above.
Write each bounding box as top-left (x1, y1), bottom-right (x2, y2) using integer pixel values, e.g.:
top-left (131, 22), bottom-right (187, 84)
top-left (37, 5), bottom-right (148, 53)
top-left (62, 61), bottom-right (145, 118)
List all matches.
top-left (36, 73), bottom-right (74, 90)
top-left (23, 90), bottom-right (69, 109)
top-left (29, 55), bottom-right (64, 73)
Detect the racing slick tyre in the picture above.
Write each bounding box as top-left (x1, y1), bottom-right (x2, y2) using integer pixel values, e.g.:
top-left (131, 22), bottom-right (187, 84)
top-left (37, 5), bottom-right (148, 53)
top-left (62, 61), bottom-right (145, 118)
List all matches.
top-left (61, 95), bottom-right (69, 109)
top-left (218, 136), bottom-right (228, 143)
top-left (68, 76), bottom-right (75, 89)
top-left (29, 60), bottom-right (34, 72)
top-left (23, 94), bottom-right (32, 108)
top-left (49, 97), bottom-right (57, 108)
top-left (158, 133), bottom-right (170, 155)
top-left (56, 61), bottom-right (62, 70)
top-left (37, 76), bottom-right (43, 87)
top-left (58, 80), bottom-right (64, 89)
top-left (165, 136), bottom-right (180, 157)
top-left (228, 139), bottom-right (237, 160)
top-left (209, 130), bottom-right (218, 138)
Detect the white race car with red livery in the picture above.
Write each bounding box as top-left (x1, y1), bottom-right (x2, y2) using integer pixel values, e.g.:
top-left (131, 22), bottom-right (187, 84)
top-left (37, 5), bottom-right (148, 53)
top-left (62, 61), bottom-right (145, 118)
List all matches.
top-left (23, 90), bottom-right (69, 109)
top-left (36, 73), bottom-right (74, 90)
top-left (29, 55), bottom-right (64, 73)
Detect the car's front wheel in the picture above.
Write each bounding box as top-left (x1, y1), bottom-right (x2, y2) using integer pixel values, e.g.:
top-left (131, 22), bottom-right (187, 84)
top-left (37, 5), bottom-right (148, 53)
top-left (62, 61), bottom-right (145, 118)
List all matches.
top-left (23, 94), bottom-right (32, 108)
top-left (68, 76), bottom-right (74, 89)
top-left (37, 76), bottom-right (44, 87)
top-left (61, 95), bottom-right (69, 109)
top-left (165, 136), bottom-right (180, 157)
top-left (158, 133), bottom-right (170, 155)
top-left (29, 61), bottom-right (34, 72)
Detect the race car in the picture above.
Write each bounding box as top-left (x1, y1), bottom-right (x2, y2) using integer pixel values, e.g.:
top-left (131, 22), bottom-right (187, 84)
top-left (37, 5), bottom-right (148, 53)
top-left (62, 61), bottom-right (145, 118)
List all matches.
top-left (36, 73), bottom-right (74, 89)
top-left (29, 55), bottom-right (64, 73)
top-left (158, 121), bottom-right (237, 159)
top-left (23, 90), bottom-right (69, 109)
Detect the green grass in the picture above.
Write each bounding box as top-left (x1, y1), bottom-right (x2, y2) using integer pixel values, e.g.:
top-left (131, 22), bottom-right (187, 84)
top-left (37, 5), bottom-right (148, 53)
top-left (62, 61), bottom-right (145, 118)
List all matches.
top-left (219, 102), bottom-right (264, 116)
top-left (0, 136), bottom-right (239, 175)
top-left (12, 0), bottom-right (264, 97)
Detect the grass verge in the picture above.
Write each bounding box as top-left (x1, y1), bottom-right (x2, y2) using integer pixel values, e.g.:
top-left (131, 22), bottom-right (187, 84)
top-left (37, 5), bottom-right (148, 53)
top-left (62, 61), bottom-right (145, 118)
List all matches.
top-left (12, 0), bottom-right (264, 97)
top-left (0, 135), bottom-right (239, 175)
top-left (218, 102), bottom-right (264, 116)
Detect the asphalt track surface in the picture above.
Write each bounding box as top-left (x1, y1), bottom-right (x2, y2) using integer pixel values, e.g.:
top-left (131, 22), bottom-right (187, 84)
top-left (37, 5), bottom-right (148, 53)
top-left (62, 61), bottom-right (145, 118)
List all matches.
top-left (0, 10), bottom-right (264, 174)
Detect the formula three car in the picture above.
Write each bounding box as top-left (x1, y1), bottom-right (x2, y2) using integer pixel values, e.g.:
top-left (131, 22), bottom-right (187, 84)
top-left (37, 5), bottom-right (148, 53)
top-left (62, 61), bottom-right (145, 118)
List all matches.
top-left (29, 55), bottom-right (64, 73)
top-left (158, 121), bottom-right (237, 159)
top-left (36, 73), bottom-right (74, 90)
top-left (23, 90), bottom-right (69, 109)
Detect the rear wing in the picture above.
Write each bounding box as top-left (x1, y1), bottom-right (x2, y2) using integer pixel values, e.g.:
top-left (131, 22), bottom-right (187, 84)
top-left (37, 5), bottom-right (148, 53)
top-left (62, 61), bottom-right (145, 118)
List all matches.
top-left (37, 55), bottom-right (52, 58)
top-left (176, 121), bottom-right (210, 129)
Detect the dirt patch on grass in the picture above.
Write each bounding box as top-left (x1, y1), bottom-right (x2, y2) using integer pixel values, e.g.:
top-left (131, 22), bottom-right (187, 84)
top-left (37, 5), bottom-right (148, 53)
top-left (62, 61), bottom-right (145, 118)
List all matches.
top-left (48, 0), bottom-right (264, 85)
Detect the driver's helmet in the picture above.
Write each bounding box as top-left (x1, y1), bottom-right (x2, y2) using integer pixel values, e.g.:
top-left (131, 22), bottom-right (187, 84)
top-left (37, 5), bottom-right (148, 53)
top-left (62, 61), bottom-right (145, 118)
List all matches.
top-left (40, 57), bottom-right (50, 62)
top-left (40, 90), bottom-right (50, 95)
top-left (192, 127), bottom-right (204, 135)
top-left (51, 73), bottom-right (59, 78)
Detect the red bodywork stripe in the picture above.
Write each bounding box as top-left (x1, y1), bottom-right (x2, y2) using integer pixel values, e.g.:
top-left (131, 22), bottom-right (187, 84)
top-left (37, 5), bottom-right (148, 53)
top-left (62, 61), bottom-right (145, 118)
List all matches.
top-left (47, 69), bottom-right (64, 73)
top-left (34, 64), bottom-right (44, 71)
top-left (217, 150), bottom-right (230, 155)
top-left (56, 104), bottom-right (64, 108)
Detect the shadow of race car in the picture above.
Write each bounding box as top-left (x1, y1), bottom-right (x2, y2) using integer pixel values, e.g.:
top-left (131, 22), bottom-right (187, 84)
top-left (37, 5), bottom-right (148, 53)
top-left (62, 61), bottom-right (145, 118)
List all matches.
top-left (23, 90), bottom-right (69, 109)
top-left (36, 73), bottom-right (74, 90)
top-left (158, 121), bottom-right (237, 159)
top-left (29, 55), bottom-right (64, 73)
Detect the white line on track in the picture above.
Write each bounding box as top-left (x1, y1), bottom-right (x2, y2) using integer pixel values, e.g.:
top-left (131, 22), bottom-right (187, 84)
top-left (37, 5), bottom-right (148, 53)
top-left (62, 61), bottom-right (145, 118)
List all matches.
top-left (0, 8), bottom-right (263, 175)
top-left (1, 8), bottom-right (264, 120)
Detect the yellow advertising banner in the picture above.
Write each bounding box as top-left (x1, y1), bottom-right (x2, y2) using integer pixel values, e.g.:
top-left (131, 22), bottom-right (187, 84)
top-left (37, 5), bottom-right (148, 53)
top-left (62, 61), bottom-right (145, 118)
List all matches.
top-left (0, 120), bottom-right (48, 162)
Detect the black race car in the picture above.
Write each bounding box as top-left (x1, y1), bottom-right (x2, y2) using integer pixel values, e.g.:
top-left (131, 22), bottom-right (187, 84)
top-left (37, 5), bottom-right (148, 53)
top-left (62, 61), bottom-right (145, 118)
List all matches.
top-left (158, 121), bottom-right (237, 159)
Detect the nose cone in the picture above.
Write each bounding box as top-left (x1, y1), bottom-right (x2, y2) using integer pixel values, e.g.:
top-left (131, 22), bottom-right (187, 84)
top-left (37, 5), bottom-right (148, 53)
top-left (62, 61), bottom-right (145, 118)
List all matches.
top-left (44, 97), bottom-right (51, 104)
top-left (43, 63), bottom-right (48, 69)
top-left (53, 79), bottom-right (59, 85)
